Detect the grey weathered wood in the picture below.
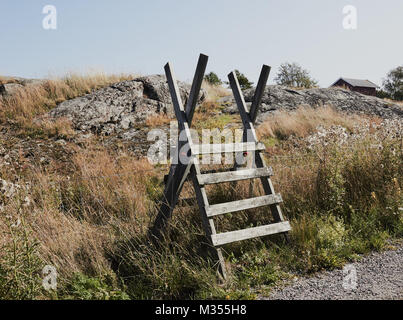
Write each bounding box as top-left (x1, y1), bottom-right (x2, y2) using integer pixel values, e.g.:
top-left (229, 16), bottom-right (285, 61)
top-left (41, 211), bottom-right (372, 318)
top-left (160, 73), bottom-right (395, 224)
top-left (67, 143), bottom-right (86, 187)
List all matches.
top-left (153, 56), bottom-right (290, 280)
top-left (152, 55), bottom-right (228, 279)
top-left (199, 168), bottom-right (232, 175)
top-left (165, 62), bottom-right (186, 127)
top-left (193, 142), bottom-right (265, 155)
top-left (152, 62), bottom-right (199, 238)
top-left (190, 164), bottom-right (227, 279)
top-left (197, 167), bottom-right (273, 185)
top-left (186, 54), bottom-right (208, 125)
top-left (211, 221), bottom-right (291, 247)
top-left (206, 194), bottom-right (283, 217)
top-left (151, 162), bottom-right (191, 238)
top-left (228, 70), bottom-right (286, 223)
top-left (228, 71), bottom-right (258, 142)
top-left (249, 65), bottom-right (271, 123)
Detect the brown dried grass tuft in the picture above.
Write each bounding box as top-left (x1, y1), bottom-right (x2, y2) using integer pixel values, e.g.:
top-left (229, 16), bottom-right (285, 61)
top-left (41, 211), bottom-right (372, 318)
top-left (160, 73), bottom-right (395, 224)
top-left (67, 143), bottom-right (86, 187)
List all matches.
top-left (202, 81), bottom-right (230, 103)
top-left (5, 146), bottom-right (163, 279)
top-left (145, 113), bottom-right (172, 127)
top-left (0, 73), bottom-right (134, 127)
top-left (257, 105), bottom-right (366, 139)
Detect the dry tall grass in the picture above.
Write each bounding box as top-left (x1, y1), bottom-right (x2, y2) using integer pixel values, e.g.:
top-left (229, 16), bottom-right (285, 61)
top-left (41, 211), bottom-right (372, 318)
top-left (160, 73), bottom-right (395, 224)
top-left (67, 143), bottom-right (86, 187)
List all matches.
top-left (0, 78), bottom-right (401, 299)
top-left (202, 81), bottom-right (230, 103)
top-left (257, 105), bottom-right (367, 139)
top-left (0, 146), bottom-right (162, 283)
top-left (0, 73), bottom-right (134, 128)
top-left (383, 98), bottom-right (403, 106)
top-left (145, 114), bottom-right (172, 127)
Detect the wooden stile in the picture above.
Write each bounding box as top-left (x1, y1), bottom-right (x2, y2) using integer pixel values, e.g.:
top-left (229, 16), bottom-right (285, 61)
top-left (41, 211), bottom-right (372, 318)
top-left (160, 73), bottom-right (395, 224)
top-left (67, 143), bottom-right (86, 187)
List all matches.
top-left (150, 54), bottom-right (291, 279)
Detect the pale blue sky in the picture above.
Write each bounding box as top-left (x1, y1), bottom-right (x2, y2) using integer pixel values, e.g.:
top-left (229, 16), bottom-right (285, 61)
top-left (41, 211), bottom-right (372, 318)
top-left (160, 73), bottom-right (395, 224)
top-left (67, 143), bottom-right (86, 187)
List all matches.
top-left (1, 0), bottom-right (402, 87)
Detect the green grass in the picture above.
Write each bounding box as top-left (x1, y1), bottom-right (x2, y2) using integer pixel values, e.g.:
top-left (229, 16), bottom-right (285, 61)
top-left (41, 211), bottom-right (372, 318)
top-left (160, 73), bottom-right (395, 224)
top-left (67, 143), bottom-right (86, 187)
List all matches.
top-left (0, 219), bottom-right (43, 300)
top-left (111, 136), bottom-right (402, 299)
top-left (1, 131), bottom-right (401, 300)
top-left (0, 81), bottom-right (401, 300)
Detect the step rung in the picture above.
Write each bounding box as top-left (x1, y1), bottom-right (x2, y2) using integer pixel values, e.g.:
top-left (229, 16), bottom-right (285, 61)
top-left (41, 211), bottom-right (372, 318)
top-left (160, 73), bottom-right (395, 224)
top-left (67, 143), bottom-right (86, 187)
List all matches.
top-left (200, 168), bottom-right (234, 175)
top-left (206, 194), bottom-right (282, 217)
top-left (192, 142), bottom-right (265, 155)
top-left (211, 221), bottom-right (291, 247)
top-left (197, 167), bottom-right (273, 185)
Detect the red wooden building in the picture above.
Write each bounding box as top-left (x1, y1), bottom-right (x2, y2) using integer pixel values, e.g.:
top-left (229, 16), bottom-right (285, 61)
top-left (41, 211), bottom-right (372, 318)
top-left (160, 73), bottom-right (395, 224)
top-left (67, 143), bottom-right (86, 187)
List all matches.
top-left (330, 78), bottom-right (378, 96)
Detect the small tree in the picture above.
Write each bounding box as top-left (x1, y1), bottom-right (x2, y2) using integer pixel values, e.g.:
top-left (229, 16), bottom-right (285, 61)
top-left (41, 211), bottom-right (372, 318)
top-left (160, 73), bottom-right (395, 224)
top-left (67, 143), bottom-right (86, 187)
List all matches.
top-left (234, 70), bottom-right (253, 90)
top-left (274, 62), bottom-right (318, 88)
top-left (224, 70), bottom-right (253, 90)
top-left (382, 66), bottom-right (403, 101)
top-left (204, 72), bottom-right (222, 86)
top-left (376, 89), bottom-right (391, 99)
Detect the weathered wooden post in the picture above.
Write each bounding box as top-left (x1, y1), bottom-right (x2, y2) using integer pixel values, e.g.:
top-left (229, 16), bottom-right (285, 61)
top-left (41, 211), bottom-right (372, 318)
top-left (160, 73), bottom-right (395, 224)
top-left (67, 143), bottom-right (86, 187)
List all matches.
top-left (150, 54), bottom-right (291, 279)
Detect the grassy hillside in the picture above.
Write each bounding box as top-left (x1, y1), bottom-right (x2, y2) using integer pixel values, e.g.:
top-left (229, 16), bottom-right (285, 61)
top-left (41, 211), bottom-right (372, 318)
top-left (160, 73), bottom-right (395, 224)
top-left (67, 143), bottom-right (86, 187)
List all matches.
top-left (0, 77), bottom-right (401, 299)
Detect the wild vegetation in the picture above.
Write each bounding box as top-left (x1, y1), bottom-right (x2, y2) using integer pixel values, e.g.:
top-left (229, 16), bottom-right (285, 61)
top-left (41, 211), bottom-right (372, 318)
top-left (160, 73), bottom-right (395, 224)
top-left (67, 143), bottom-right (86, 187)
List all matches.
top-left (274, 62), bottom-right (318, 88)
top-left (0, 75), bottom-right (401, 300)
top-left (204, 72), bottom-right (223, 86)
top-left (0, 73), bottom-right (133, 138)
top-left (380, 65), bottom-right (403, 101)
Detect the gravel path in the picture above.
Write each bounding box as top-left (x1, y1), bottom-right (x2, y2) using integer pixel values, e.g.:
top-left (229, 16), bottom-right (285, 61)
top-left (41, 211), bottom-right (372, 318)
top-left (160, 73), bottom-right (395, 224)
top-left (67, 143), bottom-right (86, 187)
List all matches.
top-left (264, 244), bottom-right (403, 300)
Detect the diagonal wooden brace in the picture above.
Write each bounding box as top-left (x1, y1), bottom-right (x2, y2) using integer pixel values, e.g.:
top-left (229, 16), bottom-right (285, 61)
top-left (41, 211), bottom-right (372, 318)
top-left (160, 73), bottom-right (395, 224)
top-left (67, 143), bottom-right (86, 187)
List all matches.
top-left (250, 65), bottom-right (271, 123)
top-left (228, 68), bottom-right (285, 223)
top-left (151, 54), bottom-right (208, 239)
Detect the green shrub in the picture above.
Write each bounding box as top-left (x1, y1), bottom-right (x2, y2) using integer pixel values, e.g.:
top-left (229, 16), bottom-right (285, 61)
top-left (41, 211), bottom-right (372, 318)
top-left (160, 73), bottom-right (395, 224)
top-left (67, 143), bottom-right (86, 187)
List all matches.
top-left (204, 72), bottom-right (222, 86)
top-left (62, 273), bottom-right (129, 300)
top-left (230, 70), bottom-right (253, 90)
top-left (0, 219), bottom-right (43, 300)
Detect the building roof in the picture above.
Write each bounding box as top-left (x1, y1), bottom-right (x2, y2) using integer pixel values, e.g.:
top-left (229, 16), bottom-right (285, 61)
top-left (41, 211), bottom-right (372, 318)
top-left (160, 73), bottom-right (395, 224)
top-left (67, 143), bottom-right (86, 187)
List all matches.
top-left (331, 77), bottom-right (378, 88)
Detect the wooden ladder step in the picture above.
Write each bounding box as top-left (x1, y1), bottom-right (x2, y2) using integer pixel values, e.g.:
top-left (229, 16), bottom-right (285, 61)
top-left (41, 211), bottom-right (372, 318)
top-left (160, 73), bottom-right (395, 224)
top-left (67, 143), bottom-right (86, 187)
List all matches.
top-left (193, 142), bottom-right (265, 155)
top-left (206, 194), bottom-right (282, 217)
top-left (197, 167), bottom-right (273, 185)
top-left (211, 221), bottom-right (291, 247)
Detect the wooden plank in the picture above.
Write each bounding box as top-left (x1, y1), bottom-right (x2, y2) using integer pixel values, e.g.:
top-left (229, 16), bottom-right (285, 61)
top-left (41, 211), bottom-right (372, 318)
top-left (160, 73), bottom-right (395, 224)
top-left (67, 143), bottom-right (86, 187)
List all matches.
top-left (211, 221), bottom-right (291, 247)
top-left (197, 167), bottom-right (273, 185)
top-left (249, 65), bottom-right (271, 123)
top-left (152, 62), bottom-right (196, 239)
top-left (190, 164), bottom-right (227, 279)
top-left (228, 70), bottom-right (286, 224)
top-left (193, 142), bottom-right (265, 155)
top-left (185, 54), bottom-right (208, 125)
top-left (255, 153), bottom-right (286, 222)
top-left (164, 62), bottom-right (186, 127)
top-left (150, 162), bottom-right (192, 238)
top-left (228, 71), bottom-right (258, 142)
top-left (200, 168), bottom-right (233, 175)
top-left (206, 194), bottom-right (283, 217)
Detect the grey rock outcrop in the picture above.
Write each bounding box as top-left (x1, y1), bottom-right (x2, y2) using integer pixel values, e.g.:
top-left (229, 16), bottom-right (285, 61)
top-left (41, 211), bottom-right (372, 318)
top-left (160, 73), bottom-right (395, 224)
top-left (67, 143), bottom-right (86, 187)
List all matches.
top-left (222, 86), bottom-right (403, 122)
top-left (48, 75), bottom-right (206, 134)
top-left (0, 83), bottom-right (24, 95)
top-left (0, 77), bottom-right (44, 96)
